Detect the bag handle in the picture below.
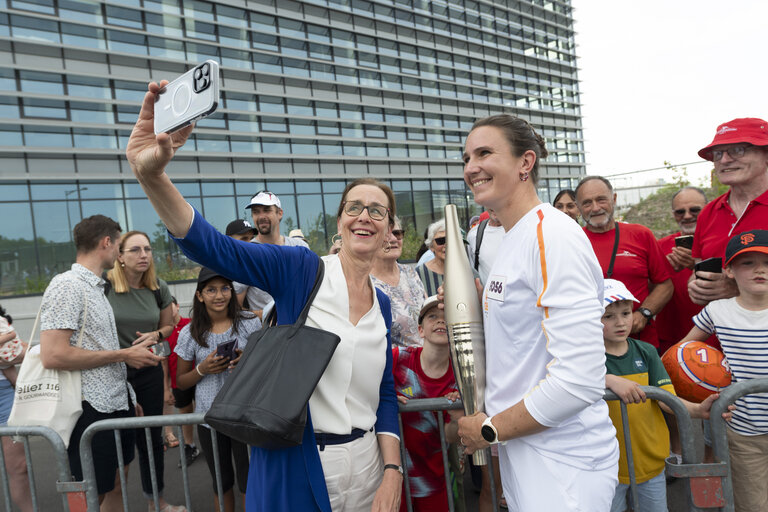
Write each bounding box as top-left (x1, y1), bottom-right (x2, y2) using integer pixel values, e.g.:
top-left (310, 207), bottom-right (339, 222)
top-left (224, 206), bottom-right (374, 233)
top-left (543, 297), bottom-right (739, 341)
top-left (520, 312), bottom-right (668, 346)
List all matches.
top-left (292, 259), bottom-right (325, 328)
top-left (22, 289), bottom-right (89, 357)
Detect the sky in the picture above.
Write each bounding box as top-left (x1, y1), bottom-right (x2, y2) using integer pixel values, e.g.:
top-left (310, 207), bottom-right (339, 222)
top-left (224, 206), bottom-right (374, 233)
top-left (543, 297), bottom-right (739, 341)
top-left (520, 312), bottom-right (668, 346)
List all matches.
top-left (570, 0), bottom-right (766, 188)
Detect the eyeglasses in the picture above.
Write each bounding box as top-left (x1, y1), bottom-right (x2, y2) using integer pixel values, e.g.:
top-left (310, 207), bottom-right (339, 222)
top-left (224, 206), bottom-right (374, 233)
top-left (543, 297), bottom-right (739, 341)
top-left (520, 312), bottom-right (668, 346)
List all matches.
top-left (392, 229), bottom-right (404, 240)
top-left (673, 206), bottom-right (703, 216)
top-left (202, 286), bottom-right (232, 297)
top-left (711, 145), bottom-right (751, 162)
top-left (342, 201), bottom-right (389, 221)
top-left (433, 236), bottom-right (446, 246)
top-left (123, 246), bottom-right (152, 255)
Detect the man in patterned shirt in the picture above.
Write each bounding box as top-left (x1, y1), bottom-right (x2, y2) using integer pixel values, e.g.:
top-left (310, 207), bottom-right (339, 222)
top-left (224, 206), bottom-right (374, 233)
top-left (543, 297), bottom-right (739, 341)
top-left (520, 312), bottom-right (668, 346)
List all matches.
top-left (39, 215), bottom-right (162, 504)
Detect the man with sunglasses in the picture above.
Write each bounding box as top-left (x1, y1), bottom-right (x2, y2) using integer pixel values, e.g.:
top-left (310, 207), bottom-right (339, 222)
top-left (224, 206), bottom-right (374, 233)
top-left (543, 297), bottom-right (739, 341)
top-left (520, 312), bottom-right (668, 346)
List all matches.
top-left (656, 187), bottom-right (709, 354)
top-left (689, 118), bottom-right (768, 305)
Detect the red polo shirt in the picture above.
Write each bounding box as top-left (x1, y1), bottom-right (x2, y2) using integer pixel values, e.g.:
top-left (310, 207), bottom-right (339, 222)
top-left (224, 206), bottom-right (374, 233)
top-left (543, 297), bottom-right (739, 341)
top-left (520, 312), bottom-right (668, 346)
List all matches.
top-left (656, 233), bottom-right (713, 353)
top-left (692, 188), bottom-right (768, 261)
top-left (584, 222), bottom-right (671, 348)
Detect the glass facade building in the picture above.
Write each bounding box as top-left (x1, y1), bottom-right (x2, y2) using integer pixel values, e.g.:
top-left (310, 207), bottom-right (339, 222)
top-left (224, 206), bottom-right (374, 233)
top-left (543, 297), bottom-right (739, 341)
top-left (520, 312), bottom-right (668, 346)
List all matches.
top-left (0, 0), bottom-right (584, 295)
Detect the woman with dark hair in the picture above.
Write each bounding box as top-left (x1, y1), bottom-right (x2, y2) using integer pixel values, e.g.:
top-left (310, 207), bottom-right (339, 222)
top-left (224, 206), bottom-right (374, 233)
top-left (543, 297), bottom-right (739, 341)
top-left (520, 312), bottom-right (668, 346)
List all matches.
top-left (125, 80), bottom-right (402, 512)
top-left (104, 230), bottom-right (183, 512)
top-left (457, 114), bottom-right (619, 510)
top-left (553, 189), bottom-right (580, 221)
top-left (175, 268), bottom-right (260, 512)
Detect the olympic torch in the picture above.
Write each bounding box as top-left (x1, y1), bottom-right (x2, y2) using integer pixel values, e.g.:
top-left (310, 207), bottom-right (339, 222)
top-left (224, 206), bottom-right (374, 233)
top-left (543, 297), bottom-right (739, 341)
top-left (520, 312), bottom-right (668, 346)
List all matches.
top-left (443, 204), bottom-right (487, 465)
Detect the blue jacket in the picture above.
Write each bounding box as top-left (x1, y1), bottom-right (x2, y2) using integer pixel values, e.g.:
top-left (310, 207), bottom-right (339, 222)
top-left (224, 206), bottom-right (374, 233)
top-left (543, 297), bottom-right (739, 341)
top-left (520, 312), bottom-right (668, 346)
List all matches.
top-left (172, 208), bottom-right (398, 511)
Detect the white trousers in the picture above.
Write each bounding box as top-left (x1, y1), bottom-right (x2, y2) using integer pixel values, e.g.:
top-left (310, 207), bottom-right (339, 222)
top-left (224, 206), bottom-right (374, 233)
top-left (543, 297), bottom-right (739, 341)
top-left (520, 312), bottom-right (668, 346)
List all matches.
top-left (318, 430), bottom-right (383, 512)
top-left (498, 439), bottom-right (618, 512)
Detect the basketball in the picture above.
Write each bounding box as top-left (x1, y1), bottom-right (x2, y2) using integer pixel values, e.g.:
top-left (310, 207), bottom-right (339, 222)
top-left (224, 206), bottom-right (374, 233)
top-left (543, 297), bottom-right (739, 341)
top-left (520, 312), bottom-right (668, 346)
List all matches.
top-left (661, 341), bottom-right (732, 403)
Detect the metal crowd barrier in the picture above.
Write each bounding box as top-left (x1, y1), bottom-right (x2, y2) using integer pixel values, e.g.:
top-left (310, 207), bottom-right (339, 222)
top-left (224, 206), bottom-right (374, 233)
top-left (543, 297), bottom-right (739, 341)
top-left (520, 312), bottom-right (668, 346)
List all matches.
top-left (709, 377), bottom-right (768, 512)
top-left (4, 383), bottom-right (760, 511)
top-left (0, 425), bottom-right (78, 511)
top-left (79, 412), bottom-right (206, 512)
top-left (398, 397), bottom-right (500, 512)
top-left (605, 386), bottom-right (732, 512)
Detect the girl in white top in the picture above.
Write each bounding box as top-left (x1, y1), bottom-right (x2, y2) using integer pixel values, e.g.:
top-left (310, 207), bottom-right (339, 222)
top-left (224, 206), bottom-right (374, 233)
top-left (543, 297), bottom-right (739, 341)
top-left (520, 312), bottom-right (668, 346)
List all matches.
top-left (457, 115), bottom-right (619, 511)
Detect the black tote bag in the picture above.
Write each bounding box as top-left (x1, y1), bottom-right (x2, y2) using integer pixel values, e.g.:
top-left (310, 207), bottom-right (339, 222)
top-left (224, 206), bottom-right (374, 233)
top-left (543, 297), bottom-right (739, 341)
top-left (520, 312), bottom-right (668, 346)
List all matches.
top-left (205, 260), bottom-right (340, 448)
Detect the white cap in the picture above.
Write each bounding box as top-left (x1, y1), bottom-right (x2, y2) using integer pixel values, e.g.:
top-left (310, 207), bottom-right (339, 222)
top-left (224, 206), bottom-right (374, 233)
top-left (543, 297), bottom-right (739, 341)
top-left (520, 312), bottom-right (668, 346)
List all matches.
top-left (289, 229), bottom-right (305, 239)
top-left (418, 295), bottom-right (441, 324)
top-left (603, 279), bottom-right (640, 305)
top-left (246, 191), bottom-right (281, 209)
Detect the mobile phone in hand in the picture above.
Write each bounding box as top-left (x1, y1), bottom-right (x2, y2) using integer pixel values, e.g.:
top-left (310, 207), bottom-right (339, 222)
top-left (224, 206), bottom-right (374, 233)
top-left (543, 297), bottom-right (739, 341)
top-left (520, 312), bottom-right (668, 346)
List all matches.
top-left (149, 340), bottom-right (171, 357)
top-left (694, 257), bottom-right (722, 280)
top-left (154, 60), bottom-right (220, 134)
top-left (674, 235), bottom-right (694, 249)
top-left (216, 339), bottom-right (237, 360)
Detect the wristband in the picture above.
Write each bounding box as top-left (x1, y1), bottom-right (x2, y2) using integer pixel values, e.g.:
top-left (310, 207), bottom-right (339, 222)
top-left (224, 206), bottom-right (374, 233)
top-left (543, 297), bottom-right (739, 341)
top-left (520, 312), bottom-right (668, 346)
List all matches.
top-left (195, 365), bottom-right (204, 377)
top-left (383, 464), bottom-right (403, 476)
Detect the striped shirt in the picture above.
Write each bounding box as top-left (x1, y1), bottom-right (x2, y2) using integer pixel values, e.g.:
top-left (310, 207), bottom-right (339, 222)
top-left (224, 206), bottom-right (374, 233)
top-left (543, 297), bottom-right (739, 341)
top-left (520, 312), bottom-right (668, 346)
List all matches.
top-left (693, 298), bottom-right (768, 436)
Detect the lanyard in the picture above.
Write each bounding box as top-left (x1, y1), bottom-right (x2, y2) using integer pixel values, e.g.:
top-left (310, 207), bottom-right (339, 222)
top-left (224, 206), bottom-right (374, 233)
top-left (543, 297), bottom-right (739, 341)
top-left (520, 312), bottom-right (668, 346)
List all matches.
top-left (606, 222), bottom-right (620, 278)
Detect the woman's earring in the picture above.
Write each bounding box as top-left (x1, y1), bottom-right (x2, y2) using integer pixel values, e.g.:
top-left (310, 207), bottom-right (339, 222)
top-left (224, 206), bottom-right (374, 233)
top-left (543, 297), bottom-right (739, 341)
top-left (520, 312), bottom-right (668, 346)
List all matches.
top-left (520, 172), bottom-right (529, 182)
top-left (331, 233), bottom-right (342, 247)
top-left (383, 241), bottom-right (391, 253)
top-left (120, 262), bottom-right (125, 267)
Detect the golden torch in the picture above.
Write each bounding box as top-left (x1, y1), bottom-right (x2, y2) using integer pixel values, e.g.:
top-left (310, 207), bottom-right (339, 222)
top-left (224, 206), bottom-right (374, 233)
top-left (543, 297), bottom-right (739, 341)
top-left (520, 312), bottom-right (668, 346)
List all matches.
top-left (443, 204), bottom-right (487, 465)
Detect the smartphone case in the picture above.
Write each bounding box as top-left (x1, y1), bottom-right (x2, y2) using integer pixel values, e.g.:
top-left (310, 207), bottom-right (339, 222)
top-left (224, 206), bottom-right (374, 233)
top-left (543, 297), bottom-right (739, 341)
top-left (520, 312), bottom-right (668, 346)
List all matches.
top-left (154, 60), bottom-right (220, 134)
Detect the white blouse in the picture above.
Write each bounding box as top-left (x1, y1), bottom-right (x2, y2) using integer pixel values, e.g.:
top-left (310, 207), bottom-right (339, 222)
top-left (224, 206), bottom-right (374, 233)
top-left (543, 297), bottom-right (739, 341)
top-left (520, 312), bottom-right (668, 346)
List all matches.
top-left (305, 254), bottom-right (388, 435)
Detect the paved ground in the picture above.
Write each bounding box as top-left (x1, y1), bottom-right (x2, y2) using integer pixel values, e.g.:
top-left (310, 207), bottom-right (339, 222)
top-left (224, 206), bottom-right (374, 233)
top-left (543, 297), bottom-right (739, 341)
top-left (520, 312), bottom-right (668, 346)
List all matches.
top-left (2, 421), bottom-right (706, 511)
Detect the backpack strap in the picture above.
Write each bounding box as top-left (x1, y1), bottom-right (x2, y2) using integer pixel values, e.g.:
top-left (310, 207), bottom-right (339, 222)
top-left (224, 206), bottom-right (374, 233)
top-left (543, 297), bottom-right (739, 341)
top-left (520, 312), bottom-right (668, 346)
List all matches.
top-left (474, 219), bottom-right (489, 271)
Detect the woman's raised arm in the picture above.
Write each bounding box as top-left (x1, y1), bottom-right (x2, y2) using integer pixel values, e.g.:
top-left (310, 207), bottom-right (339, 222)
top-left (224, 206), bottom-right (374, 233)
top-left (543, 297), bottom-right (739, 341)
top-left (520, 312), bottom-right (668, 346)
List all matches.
top-left (126, 81), bottom-right (196, 237)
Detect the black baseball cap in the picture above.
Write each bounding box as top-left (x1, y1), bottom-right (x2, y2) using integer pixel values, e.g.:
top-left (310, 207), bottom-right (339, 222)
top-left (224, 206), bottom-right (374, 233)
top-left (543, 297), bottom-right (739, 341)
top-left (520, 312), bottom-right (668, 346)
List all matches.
top-left (725, 229), bottom-right (768, 266)
top-left (226, 219), bottom-right (256, 237)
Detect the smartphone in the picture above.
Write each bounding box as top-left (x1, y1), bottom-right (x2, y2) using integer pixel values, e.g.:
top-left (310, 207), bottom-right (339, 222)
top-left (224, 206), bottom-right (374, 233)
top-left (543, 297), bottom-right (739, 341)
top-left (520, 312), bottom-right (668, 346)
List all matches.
top-left (674, 235), bottom-right (694, 249)
top-left (694, 257), bottom-right (723, 279)
top-left (154, 60), bottom-right (220, 135)
top-left (149, 340), bottom-right (171, 357)
top-left (216, 339), bottom-right (237, 360)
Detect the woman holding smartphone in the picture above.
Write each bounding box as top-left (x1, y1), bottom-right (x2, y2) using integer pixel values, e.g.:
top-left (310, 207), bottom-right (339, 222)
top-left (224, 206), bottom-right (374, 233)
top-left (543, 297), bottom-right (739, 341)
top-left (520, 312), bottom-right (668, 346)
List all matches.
top-left (126, 78), bottom-right (402, 512)
top-left (104, 231), bottom-right (180, 512)
top-left (175, 268), bottom-right (260, 512)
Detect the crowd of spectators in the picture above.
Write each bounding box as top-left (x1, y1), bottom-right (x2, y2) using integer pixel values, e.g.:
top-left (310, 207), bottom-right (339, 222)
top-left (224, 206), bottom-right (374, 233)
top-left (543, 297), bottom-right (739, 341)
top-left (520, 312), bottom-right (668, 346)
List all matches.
top-left (0, 113), bottom-right (766, 512)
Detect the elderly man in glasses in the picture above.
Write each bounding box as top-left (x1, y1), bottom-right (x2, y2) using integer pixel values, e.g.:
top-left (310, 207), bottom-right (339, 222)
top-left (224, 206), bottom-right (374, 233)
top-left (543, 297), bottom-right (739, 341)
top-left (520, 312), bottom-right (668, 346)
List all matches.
top-left (689, 118), bottom-right (768, 305)
top-left (655, 187), bottom-right (709, 355)
top-left (575, 175), bottom-right (673, 349)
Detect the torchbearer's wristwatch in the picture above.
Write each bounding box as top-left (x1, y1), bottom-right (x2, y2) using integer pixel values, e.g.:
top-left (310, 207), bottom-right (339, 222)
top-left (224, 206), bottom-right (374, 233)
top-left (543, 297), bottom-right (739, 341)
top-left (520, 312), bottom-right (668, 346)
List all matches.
top-left (481, 416), bottom-right (500, 444)
top-left (638, 307), bottom-right (653, 320)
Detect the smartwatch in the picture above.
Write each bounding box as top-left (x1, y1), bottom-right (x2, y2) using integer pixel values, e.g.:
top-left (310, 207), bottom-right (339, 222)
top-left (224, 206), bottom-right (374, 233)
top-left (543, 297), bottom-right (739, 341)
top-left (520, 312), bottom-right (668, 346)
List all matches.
top-left (481, 417), bottom-right (500, 444)
top-left (638, 307), bottom-right (653, 320)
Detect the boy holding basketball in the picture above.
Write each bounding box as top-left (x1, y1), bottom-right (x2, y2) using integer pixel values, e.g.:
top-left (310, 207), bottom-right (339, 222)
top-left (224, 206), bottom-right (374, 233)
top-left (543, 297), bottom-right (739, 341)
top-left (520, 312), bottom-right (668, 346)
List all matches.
top-left (682, 229), bottom-right (768, 512)
top-left (602, 279), bottom-right (725, 512)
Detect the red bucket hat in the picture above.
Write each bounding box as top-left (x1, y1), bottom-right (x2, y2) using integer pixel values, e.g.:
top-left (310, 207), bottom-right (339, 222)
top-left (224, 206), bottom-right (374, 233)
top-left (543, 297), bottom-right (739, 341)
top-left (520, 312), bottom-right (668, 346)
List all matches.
top-left (698, 118), bottom-right (768, 161)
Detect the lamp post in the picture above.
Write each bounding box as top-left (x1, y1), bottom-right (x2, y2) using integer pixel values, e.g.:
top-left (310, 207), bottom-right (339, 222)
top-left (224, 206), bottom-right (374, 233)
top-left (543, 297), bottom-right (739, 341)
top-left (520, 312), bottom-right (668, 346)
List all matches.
top-left (64, 187), bottom-right (87, 242)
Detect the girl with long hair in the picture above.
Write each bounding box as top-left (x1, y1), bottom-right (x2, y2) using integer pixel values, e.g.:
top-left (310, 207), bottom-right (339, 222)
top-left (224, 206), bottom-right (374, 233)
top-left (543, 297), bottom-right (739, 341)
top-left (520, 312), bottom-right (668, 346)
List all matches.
top-left (175, 268), bottom-right (261, 512)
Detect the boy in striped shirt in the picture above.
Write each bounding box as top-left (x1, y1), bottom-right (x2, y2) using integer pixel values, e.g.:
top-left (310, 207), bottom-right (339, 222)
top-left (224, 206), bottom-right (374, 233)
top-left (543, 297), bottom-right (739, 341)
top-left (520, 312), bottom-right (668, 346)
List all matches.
top-left (684, 229), bottom-right (768, 511)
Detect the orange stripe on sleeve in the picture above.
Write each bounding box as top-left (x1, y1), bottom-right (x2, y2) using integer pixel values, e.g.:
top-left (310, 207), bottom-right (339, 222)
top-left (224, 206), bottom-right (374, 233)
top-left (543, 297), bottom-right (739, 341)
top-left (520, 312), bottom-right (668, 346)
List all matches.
top-left (535, 209), bottom-right (549, 318)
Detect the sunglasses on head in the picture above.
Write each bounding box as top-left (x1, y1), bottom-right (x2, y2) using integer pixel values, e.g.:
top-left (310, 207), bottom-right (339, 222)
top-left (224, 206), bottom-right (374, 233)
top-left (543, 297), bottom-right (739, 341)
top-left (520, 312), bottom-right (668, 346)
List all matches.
top-left (673, 206), bottom-right (702, 216)
top-left (433, 236), bottom-right (446, 246)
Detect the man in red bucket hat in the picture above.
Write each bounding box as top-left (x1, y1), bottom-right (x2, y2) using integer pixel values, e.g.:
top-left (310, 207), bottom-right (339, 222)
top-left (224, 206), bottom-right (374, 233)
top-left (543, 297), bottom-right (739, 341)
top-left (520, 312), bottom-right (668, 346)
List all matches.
top-left (689, 118), bottom-right (768, 305)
